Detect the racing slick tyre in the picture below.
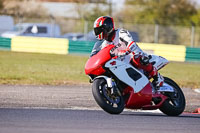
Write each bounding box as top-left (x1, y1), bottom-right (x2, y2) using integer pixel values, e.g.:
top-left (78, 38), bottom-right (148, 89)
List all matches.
top-left (92, 78), bottom-right (125, 114)
top-left (159, 77), bottom-right (186, 116)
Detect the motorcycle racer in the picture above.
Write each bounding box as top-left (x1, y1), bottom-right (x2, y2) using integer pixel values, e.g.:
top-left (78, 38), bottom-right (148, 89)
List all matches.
top-left (92, 16), bottom-right (165, 88)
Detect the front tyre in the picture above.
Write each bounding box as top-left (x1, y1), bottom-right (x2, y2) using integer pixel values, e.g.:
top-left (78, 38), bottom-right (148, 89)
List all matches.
top-left (92, 78), bottom-right (124, 114)
top-left (159, 77), bottom-right (186, 116)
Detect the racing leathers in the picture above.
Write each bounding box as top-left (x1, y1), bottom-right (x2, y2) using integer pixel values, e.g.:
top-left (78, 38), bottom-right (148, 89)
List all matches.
top-left (91, 28), bottom-right (164, 88)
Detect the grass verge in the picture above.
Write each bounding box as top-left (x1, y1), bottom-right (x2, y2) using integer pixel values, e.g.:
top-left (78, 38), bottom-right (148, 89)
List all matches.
top-left (0, 51), bottom-right (200, 88)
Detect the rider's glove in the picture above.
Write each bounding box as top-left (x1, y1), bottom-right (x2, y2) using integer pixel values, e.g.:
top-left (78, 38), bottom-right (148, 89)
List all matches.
top-left (118, 49), bottom-right (130, 58)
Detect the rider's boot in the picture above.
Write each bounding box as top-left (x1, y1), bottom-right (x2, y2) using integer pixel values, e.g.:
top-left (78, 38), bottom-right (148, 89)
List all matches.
top-left (152, 72), bottom-right (164, 88)
top-left (148, 66), bottom-right (164, 88)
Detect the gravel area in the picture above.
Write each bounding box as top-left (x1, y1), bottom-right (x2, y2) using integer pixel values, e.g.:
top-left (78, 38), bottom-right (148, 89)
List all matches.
top-left (0, 84), bottom-right (199, 112)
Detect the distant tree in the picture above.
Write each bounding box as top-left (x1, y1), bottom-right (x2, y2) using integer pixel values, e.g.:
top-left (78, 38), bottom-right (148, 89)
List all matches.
top-left (82, 2), bottom-right (109, 31)
top-left (3, 0), bottom-right (47, 18)
top-left (121, 0), bottom-right (197, 26)
top-left (191, 9), bottom-right (200, 26)
top-left (39, 0), bottom-right (106, 3)
top-left (69, 0), bottom-right (108, 33)
top-left (74, 0), bottom-right (108, 21)
top-left (84, 5), bottom-right (108, 21)
top-left (0, 0), bottom-right (4, 12)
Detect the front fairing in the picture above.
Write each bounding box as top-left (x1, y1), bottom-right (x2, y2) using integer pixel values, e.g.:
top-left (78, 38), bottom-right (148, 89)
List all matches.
top-left (85, 45), bottom-right (115, 75)
top-left (105, 58), bottom-right (149, 93)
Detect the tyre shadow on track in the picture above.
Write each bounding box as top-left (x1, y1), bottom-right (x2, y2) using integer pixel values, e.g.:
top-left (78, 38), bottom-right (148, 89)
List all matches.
top-left (121, 112), bottom-right (200, 118)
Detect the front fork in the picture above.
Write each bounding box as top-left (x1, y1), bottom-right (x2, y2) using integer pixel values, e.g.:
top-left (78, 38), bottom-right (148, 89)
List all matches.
top-left (89, 75), bottom-right (121, 96)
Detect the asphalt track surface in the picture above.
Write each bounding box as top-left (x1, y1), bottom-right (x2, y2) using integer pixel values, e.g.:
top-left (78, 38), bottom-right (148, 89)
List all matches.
top-left (0, 108), bottom-right (200, 133)
top-left (0, 85), bottom-right (199, 112)
top-left (0, 85), bottom-right (200, 133)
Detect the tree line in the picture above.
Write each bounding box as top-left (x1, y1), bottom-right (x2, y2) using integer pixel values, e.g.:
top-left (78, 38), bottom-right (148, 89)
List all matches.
top-left (0, 0), bottom-right (200, 26)
top-left (120, 0), bottom-right (200, 26)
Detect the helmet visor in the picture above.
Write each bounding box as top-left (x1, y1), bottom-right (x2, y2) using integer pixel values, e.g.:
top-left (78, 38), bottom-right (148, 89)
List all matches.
top-left (94, 26), bottom-right (103, 36)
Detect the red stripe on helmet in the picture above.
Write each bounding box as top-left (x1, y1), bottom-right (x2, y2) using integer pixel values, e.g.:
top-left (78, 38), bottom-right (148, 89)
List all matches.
top-left (96, 17), bottom-right (106, 27)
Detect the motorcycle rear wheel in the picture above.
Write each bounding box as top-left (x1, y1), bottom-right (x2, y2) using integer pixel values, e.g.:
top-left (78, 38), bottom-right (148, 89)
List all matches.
top-left (159, 77), bottom-right (186, 116)
top-left (92, 78), bottom-right (125, 114)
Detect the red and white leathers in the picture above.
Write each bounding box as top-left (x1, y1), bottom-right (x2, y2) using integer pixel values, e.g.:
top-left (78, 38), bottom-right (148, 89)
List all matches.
top-left (100, 28), bottom-right (164, 87)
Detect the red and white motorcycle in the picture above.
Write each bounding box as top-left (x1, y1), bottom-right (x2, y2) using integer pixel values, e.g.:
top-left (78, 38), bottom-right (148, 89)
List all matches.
top-left (85, 44), bottom-right (185, 116)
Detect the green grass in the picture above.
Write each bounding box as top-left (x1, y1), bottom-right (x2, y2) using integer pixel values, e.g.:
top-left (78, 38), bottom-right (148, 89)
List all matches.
top-left (0, 51), bottom-right (89, 85)
top-left (160, 62), bottom-right (200, 88)
top-left (0, 51), bottom-right (200, 88)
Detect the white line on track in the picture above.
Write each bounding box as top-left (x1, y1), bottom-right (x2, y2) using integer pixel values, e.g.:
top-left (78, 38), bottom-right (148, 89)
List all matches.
top-left (0, 106), bottom-right (163, 113)
top-left (194, 89), bottom-right (200, 93)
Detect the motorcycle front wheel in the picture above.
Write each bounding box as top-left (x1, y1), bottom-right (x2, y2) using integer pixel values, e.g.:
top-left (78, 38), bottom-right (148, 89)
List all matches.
top-left (159, 77), bottom-right (186, 116)
top-left (92, 78), bottom-right (125, 114)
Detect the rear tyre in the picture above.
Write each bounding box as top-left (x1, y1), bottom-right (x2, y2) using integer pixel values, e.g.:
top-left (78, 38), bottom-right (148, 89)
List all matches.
top-left (159, 77), bottom-right (185, 116)
top-left (92, 78), bottom-right (124, 114)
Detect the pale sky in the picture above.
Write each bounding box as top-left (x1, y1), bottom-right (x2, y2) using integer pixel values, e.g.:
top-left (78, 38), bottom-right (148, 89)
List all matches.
top-left (189, 0), bottom-right (200, 8)
top-left (187, 0), bottom-right (200, 6)
top-left (191, 0), bottom-right (200, 3)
